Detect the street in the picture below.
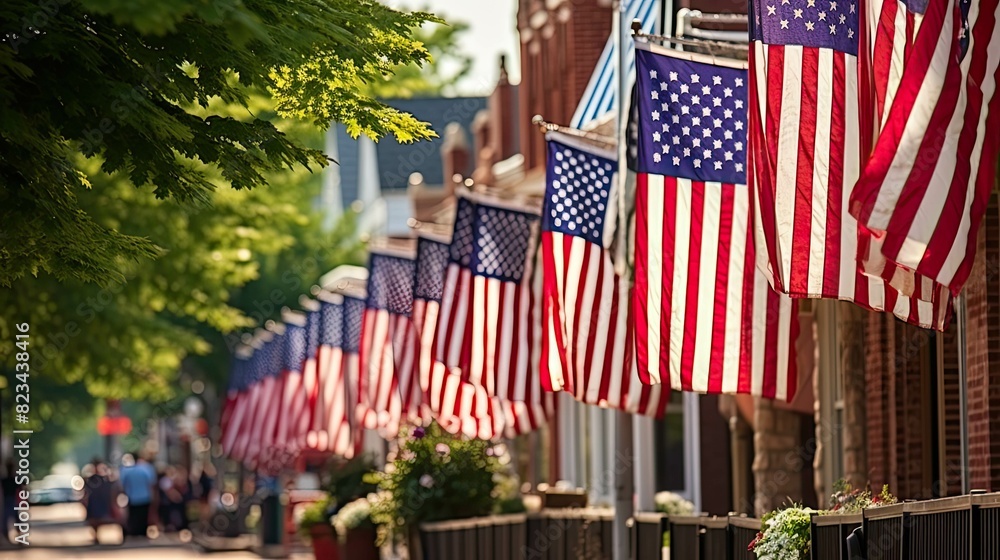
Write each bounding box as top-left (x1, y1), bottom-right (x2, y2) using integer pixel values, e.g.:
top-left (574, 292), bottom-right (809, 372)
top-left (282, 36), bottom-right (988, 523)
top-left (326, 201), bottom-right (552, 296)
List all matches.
top-left (5, 503), bottom-right (313, 559)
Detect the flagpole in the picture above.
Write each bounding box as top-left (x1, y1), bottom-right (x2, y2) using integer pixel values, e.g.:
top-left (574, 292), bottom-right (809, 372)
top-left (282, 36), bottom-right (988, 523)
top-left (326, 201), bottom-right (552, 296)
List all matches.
top-left (612, 2), bottom-right (634, 560)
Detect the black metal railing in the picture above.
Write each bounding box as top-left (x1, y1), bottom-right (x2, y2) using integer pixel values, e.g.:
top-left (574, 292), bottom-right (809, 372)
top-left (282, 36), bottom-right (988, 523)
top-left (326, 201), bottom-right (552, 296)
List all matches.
top-left (630, 512), bottom-right (667, 560)
top-left (419, 513), bottom-right (527, 560)
top-left (666, 514), bottom-right (761, 560)
top-left (810, 512), bottom-right (862, 560)
top-left (728, 515), bottom-right (762, 560)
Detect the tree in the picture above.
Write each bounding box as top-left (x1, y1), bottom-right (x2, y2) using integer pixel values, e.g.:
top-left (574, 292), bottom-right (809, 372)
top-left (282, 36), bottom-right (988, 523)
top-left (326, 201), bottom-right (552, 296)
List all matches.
top-left (368, 18), bottom-right (474, 98)
top-left (0, 0), bottom-right (440, 286)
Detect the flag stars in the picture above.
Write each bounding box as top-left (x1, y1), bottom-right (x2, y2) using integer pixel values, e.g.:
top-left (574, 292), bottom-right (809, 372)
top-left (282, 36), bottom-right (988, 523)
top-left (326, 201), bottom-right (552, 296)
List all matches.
top-left (723, 87), bottom-right (733, 97)
top-left (672, 115), bottom-right (680, 124)
top-left (652, 111), bottom-right (660, 121)
top-left (702, 85), bottom-right (711, 95)
top-left (683, 147), bottom-right (691, 157)
top-left (649, 69), bottom-right (658, 79)
top-left (735, 141), bottom-right (744, 151)
top-left (830, 1), bottom-right (837, 10)
top-left (672, 156), bottom-right (681, 165)
top-left (692, 116), bottom-right (701, 126)
top-left (724, 130), bottom-right (734, 140)
top-left (734, 121), bottom-right (744, 130)
top-left (780, 19), bottom-right (789, 28)
top-left (660, 81), bottom-right (670, 90)
top-left (651, 91), bottom-right (659, 100)
top-left (713, 139), bottom-right (723, 149)
top-left (681, 126), bottom-right (691, 136)
top-left (693, 159), bottom-right (702, 168)
top-left (713, 118), bottom-right (723, 128)
top-left (681, 106), bottom-right (690, 115)
top-left (652, 131), bottom-right (661, 142)
top-left (805, 20), bottom-right (815, 31)
top-left (703, 149), bottom-right (712, 159)
top-left (672, 135), bottom-right (681, 145)
top-left (735, 162), bottom-right (744, 172)
top-left (723, 108), bottom-right (734, 119)
top-left (839, 14), bottom-right (846, 24)
top-left (734, 99), bottom-right (744, 109)
top-left (767, 4), bottom-right (777, 15)
top-left (692, 138), bottom-right (701, 147)
top-left (829, 24), bottom-right (837, 34)
top-left (794, 8), bottom-right (803, 18)
top-left (653, 153), bottom-right (661, 163)
top-left (662, 122), bottom-right (671, 131)
top-left (724, 151), bottom-right (733, 161)
top-left (691, 74), bottom-right (700, 83)
top-left (702, 128), bottom-right (712, 138)
top-left (702, 107), bottom-right (712, 117)
top-left (848, 28), bottom-right (855, 38)
top-left (680, 83), bottom-right (690, 93)
top-left (849, 2), bottom-right (855, 12)
top-left (669, 71), bottom-right (679, 81)
top-left (691, 95), bottom-right (700, 105)
top-left (662, 144), bottom-right (670, 153)
top-left (734, 77), bottom-right (744, 87)
top-left (807, 0), bottom-right (815, 6)
top-left (818, 11), bottom-right (827, 20)
top-left (714, 161), bottom-right (723, 170)
top-left (712, 75), bottom-right (722, 85)
top-left (713, 97), bottom-right (722, 107)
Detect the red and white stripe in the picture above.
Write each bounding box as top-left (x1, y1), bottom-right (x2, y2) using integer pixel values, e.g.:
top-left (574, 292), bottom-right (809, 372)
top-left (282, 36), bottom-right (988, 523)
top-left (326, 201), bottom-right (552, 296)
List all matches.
top-left (747, 36), bottom-right (953, 330)
top-left (358, 306), bottom-right (405, 438)
top-left (635, 172), bottom-right (799, 401)
top-left (852, 0), bottom-right (1000, 297)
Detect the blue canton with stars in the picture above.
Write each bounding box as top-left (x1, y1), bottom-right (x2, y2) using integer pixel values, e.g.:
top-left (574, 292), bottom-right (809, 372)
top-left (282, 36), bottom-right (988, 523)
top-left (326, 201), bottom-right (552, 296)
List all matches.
top-left (366, 253), bottom-right (416, 316)
top-left (471, 203), bottom-right (538, 283)
top-left (264, 332), bottom-right (284, 379)
top-left (543, 139), bottom-right (616, 245)
top-left (635, 48), bottom-right (748, 185)
top-left (283, 323), bottom-right (308, 371)
top-left (750, 0), bottom-right (860, 55)
top-left (415, 237), bottom-right (450, 302)
top-left (320, 300), bottom-right (343, 348)
top-left (449, 197), bottom-right (477, 267)
top-left (306, 309), bottom-right (320, 356)
top-left (342, 296), bottom-right (365, 354)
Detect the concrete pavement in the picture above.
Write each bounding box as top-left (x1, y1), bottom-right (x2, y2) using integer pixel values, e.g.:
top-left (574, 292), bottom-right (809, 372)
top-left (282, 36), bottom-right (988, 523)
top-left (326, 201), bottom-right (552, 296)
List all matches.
top-left (5, 503), bottom-right (314, 559)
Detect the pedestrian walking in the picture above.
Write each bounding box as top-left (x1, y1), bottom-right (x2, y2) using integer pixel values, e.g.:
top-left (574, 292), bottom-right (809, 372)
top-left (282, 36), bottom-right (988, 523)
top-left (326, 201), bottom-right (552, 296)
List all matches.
top-left (82, 458), bottom-right (118, 544)
top-left (119, 454), bottom-right (157, 538)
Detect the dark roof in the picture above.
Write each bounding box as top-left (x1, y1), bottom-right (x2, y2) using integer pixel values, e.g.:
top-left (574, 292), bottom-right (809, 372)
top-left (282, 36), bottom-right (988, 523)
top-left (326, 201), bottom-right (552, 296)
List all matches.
top-left (335, 96), bottom-right (488, 205)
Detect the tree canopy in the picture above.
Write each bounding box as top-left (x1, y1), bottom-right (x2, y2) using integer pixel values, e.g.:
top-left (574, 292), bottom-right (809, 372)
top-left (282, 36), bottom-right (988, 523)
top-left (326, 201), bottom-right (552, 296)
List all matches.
top-left (0, 0), bottom-right (440, 286)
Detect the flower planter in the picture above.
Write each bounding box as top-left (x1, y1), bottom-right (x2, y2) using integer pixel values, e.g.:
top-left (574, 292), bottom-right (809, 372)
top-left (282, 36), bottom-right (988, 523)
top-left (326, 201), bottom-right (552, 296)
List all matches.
top-left (308, 523), bottom-right (340, 560)
top-left (341, 526), bottom-right (378, 560)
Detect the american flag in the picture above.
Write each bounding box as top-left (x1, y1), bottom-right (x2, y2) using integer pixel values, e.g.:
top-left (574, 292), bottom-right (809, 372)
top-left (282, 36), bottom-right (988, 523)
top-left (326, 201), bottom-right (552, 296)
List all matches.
top-left (747, 0), bottom-right (953, 330)
top-left (414, 231), bottom-right (505, 439)
top-left (243, 327), bottom-right (284, 468)
top-left (292, 307), bottom-right (321, 449)
top-left (220, 347), bottom-right (250, 460)
top-left (341, 294), bottom-right (366, 456)
top-left (541, 131), bottom-right (669, 417)
top-left (632, 44), bottom-right (799, 401)
top-left (265, 313), bottom-right (308, 462)
top-left (307, 295), bottom-right (343, 453)
top-left (851, 0), bottom-right (999, 298)
top-left (433, 193), bottom-right (554, 437)
top-left (358, 249), bottom-right (420, 438)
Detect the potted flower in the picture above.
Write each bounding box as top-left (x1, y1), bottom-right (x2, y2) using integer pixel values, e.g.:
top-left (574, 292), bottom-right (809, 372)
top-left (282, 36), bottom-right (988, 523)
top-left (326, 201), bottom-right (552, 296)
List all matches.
top-left (748, 504), bottom-right (816, 560)
top-left (370, 423), bottom-right (503, 560)
top-left (654, 491), bottom-right (695, 548)
top-left (298, 496), bottom-right (338, 560)
top-left (333, 496), bottom-right (378, 560)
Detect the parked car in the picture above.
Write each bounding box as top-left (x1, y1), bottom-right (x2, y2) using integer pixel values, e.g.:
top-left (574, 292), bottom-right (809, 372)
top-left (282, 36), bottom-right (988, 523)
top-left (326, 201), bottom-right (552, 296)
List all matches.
top-left (29, 475), bottom-right (83, 505)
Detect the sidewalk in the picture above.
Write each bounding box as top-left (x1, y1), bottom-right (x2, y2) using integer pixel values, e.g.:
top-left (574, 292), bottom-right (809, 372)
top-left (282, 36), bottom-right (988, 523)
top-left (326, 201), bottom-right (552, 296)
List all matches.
top-left (9, 503), bottom-right (314, 559)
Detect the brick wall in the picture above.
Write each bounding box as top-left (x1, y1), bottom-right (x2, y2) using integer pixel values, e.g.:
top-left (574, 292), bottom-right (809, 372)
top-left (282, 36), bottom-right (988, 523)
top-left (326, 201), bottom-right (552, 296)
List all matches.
top-left (937, 319), bottom-right (965, 496)
top-left (517, 0), bottom-right (612, 172)
top-left (865, 310), bottom-right (935, 500)
top-left (753, 398), bottom-right (804, 515)
top-left (964, 189), bottom-right (1000, 491)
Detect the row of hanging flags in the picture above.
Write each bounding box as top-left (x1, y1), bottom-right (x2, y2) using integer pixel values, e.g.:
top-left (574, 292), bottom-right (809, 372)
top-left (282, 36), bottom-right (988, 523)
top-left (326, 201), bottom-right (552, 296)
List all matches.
top-left (221, 0), bottom-right (999, 469)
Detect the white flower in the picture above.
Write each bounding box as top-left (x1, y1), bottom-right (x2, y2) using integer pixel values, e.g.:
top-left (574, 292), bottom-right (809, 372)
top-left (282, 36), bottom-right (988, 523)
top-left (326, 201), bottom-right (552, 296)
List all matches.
top-left (332, 497), bottom-right (371, 534)
top-left (419, 474), bottom-right (434, 488)
top-left (653, 491), bottom-right (695, 516)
